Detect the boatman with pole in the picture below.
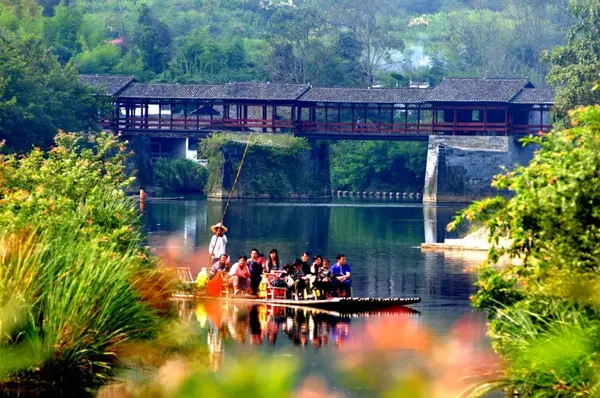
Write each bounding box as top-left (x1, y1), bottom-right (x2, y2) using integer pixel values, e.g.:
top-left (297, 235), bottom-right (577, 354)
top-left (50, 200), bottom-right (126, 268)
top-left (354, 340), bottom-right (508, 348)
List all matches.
top-left (209, 223), bottom-right (228, 264)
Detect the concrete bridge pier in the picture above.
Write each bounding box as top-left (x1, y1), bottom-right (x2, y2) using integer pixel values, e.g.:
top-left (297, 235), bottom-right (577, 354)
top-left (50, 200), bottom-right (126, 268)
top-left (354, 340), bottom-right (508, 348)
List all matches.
top-left (423, 136), bottom-right (535, 204)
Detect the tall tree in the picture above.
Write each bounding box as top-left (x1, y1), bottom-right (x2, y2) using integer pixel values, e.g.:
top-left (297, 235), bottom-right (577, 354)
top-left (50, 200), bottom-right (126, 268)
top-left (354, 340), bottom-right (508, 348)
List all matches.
top-left (264, 4), bottom-right (329, 84)
top-left (0, 30), bottom-right (105, 151)
top-left (545, 0), bottom-right (600, 116)
top-left (328, 0), bottom-right (405, 87)
top-left (43, 1), bottom-right (84, 64)
top-left (132, 4), bottom-right (172, 75)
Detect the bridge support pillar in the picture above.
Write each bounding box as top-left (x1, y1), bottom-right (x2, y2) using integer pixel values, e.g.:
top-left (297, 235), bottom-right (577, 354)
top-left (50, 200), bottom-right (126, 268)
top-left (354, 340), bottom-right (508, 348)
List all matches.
top-left (125, 134), bottom-right (154, 192)
top-left (423, 136), bottom-right (535, 204)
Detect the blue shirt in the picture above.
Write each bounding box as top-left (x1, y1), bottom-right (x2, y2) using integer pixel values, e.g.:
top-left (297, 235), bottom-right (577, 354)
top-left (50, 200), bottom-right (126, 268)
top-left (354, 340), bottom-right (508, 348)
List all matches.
top-left (331, 263), bottom-right (351, 278)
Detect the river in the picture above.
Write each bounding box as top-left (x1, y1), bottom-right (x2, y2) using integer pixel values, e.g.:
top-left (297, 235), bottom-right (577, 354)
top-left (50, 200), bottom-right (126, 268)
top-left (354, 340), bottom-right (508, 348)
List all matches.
top-left (143, 198), bottom-right (495, 396)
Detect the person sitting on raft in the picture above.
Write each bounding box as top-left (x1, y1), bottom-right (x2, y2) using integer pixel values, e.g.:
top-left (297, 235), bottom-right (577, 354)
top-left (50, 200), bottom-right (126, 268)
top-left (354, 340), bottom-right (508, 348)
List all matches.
top-left (248, 248), bottom-right (263, 295)
top-left (264, 249), bottom-right (281, 273)
top-left (209, 253), bottom-right (230, 280)
top-left (313, 257), bottom-right (333, 299)
top-left (331, 254), bottom-right (352, 297)
top-left (297, 252), bottom-right (311, 275)
top-left (228, 255), bottom-right (251, 295)
top-left (290, 260), bottom-right (310, 300)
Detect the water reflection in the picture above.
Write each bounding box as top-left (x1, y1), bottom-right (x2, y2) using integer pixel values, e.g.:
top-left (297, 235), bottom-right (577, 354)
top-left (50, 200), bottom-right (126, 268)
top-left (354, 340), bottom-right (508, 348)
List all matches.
top-left (175, 299), bottom-right (420, 372)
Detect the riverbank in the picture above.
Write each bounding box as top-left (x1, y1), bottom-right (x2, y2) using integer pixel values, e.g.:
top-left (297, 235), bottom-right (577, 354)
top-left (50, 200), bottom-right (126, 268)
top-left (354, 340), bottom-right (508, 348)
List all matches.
top-left (420, 228), bottom-right (511, 252)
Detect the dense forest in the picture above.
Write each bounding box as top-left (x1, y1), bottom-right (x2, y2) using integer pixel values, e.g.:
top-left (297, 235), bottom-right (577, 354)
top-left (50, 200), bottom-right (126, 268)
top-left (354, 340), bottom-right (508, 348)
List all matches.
top-left (0, 0), bottom-right (572, 87)
top-left (1, 0), bottom-right (598, 190)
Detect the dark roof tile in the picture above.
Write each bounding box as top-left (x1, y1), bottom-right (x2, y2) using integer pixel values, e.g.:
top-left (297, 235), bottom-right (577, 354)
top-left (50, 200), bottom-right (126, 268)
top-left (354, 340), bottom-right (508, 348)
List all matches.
top-left (79, 74), bottom-right (135, 96)
top-left (427, 78), bottom-right (532, 103)
top-left (510, 88), bottom-right (555, 104)
top-left (299, 87), bottom-right (430, 104)
top-left (118, 82), bottom-right (310, 101)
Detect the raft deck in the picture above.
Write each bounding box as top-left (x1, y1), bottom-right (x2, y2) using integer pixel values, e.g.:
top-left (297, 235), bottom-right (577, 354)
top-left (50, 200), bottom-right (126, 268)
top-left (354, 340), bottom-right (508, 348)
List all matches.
top-left (194, 296), bottom-right (421, 313)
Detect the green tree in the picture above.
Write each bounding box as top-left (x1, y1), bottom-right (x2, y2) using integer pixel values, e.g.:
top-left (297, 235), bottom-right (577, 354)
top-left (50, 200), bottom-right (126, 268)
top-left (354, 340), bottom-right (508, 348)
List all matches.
top-left (43, 1), bottom-right (84, 64)
top-left (0, 0), bottom-right (43, 36)
top-left (264, 4), bottom-right (330, 84)
top-left (328, 0), bottom-right (405, 87)
top-left (448, 106), bottom-right (600, 395)
top-left (330, 141), bottom-right (426, 191)
top-left (133, 4), bottom-right (172, 75)
top-left (0, 30), bottom-right (105, 151)
top-left (545, 0), bottom-right (600, 116)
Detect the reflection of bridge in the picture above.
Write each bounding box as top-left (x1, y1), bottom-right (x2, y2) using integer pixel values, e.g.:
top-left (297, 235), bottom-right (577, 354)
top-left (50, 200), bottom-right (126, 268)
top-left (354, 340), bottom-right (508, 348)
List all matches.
top-left (82, 75), bottom-right (554, 141)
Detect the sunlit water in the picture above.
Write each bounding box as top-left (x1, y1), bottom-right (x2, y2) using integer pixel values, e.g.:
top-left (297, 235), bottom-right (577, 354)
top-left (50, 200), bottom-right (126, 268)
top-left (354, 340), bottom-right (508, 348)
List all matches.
top-left (143, 198), bottom-right (494, 396)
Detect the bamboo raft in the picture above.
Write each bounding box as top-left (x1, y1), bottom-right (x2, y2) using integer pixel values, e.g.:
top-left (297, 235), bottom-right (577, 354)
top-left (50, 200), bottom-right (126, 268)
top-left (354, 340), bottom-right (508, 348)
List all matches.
top-left (174, 268), bottom-right (421, 313)
top-left (185, 295), bottom-right (421, 313)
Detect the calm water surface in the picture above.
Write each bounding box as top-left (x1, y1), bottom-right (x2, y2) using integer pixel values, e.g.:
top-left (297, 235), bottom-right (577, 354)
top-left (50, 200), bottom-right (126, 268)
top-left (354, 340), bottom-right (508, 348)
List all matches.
top-left (143, 198), bottom-right (493, 396)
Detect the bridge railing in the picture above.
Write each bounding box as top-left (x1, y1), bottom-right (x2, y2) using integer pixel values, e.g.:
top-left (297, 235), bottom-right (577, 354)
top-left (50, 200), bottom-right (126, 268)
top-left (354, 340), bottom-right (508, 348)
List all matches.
top-left (513, 124), bottom-right (553, 136)
top-left (109, 117), bottom-right (296, 132)
top-left (101, 116), bottom-right (554, 138)
top-left (297, 121), bottom-right (433, 135)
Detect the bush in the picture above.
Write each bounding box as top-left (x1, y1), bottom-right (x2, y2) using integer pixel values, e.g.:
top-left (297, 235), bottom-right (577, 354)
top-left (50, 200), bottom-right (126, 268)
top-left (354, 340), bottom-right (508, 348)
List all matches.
top-left (329, 140), bottom-right (427, 191)
top-left (448, 106), bottom-right (600, 395)
top-left (0, 132), bottom-right (171, 386)
top-left (153, 158), bottom-right (208, 194)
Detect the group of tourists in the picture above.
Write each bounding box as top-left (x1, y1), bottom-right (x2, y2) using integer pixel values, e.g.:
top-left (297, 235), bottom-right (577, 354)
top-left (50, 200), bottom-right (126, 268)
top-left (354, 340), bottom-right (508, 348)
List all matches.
top-left (207, 223), bottom-right (352, 299)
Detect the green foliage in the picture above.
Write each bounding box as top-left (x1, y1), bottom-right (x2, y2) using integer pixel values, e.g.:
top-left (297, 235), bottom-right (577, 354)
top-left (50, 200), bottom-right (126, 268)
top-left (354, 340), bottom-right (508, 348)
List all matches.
top-left (0, 29), bottom-right (107, 151)
top-left (264, 4), bottom-right (331, 84)
top-left (153, 158), bottom-right (208, 194)
top-left (448, 106), bottom-right (600, 395)
top-left (200, 133), bottom-right (324, 198)
top-left (73, 43), bottom-right (122, 74)
top-left (0, 132), bottom-right (169, 385)
top-left (133, 4), bottom-right (172, 75)
top-left (418, 0), bottom-right (569, 86)
top-left (545, 0), bottom-right (600, 116)
top-left (0, 0), bottom-right (575, 91)
top-left (174, 357), bottom-right (298, 398)
top-left (43, 3), bottom-right (84, 63)
top-left (330, 140), bottom-right (426, 191)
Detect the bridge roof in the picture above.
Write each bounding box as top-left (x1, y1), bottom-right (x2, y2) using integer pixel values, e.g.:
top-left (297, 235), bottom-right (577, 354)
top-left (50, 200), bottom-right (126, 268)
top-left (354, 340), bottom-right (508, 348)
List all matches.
top-left (427, 78), bottom-right (533, 103)
top-left (298, 87), bottom-right (431, 104)
top-left (79, 74), bottom-right (135, 96)
top-left (118, 82), bottom-right (310, 101)
top-left (510, 88), bottom-right (555, 105)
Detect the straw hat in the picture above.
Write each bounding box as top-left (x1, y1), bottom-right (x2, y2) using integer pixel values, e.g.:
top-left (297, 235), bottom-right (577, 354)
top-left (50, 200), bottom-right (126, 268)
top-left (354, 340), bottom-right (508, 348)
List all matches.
top-left (210, 223), bottom-right (228, 233)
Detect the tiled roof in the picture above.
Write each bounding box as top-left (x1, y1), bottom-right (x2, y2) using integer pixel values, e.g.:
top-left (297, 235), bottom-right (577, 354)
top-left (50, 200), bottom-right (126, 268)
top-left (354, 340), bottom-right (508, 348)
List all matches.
top-left (298, 87), bottom-right (430, 104)
top-left (78, 74), bottom-right (555, 106)
top-left (79, 74), bottom-right (135, 96)
top-left (426, 78), bottom-right (532, 103)
top-left (510, 88), bottom-right (555, 104)
top-left (118, 83), bottom-right (220, 99)
top-left (118, 82), bottom-right (310, 101)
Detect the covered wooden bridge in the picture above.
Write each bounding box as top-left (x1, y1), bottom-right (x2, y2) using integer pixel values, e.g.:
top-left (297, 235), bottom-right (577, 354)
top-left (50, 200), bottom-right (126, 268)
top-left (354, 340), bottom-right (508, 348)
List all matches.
top-left (81, 75), bottom-right (554, 141)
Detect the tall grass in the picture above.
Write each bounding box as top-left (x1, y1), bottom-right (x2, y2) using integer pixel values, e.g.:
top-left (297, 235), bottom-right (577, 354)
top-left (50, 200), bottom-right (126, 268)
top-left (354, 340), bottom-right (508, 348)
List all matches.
top-left (0, 216), bottom-right (166, 386)
top-left (0, 132), bottom-right (175, 388)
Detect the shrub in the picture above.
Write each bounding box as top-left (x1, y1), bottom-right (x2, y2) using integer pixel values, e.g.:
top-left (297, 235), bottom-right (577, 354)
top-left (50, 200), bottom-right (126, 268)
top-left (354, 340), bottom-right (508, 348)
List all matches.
top-left (153, 158), bottom-right (208, 194)
top-left (448, 106), bottom-right (600, 395)
top-left (0, 132), bottom-right (171, 386)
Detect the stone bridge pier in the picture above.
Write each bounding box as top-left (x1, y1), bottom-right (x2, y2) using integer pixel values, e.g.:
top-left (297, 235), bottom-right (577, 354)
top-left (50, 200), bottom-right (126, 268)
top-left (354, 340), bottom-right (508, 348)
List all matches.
top-left (423, 136), bottom-right (536, 204)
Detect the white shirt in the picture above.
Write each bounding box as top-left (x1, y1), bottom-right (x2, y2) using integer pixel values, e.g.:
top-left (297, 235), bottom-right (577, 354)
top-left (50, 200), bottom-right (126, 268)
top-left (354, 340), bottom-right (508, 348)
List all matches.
top-left (208, 234), bottom-right (227, 257)
top-left (228, 261), bottom-right (239, 277)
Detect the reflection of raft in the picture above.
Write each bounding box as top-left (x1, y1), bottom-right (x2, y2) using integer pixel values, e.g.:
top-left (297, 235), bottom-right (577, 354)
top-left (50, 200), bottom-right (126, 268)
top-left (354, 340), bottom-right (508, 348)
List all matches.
top-left (195, 295), bottom-right (421, 313)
